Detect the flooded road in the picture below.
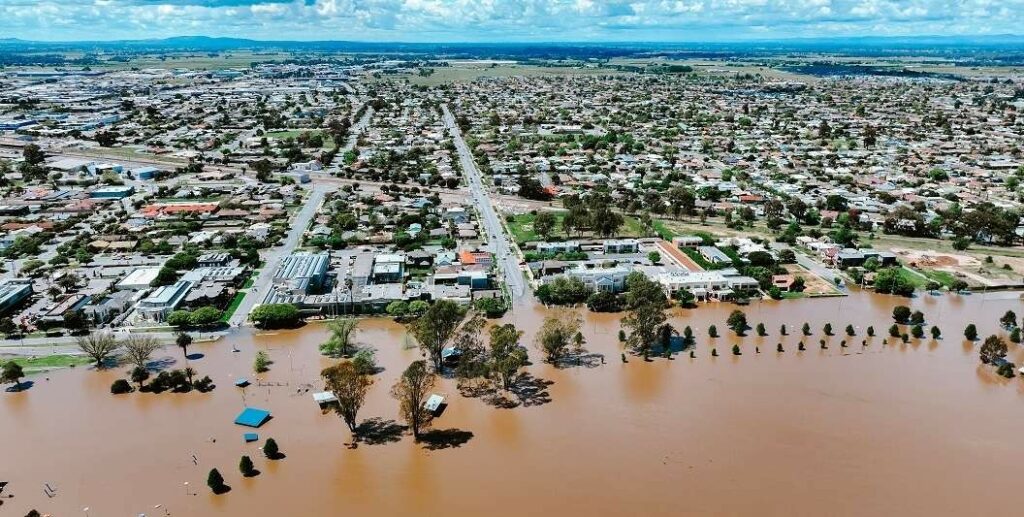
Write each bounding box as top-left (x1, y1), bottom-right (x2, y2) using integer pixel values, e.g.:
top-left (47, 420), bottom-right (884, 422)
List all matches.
top-left (3, 290), bottom-right (1024, 516)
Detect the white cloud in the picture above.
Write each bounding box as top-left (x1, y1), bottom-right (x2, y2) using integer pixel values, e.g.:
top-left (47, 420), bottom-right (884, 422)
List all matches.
top-left (0, 0), bottom-right (1020, 41)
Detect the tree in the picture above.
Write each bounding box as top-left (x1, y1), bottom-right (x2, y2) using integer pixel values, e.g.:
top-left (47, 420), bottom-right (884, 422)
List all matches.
top-left (263, 438), bottom-right (281, 459)
top-left (910, 310), bottom-right (925, 326)
top-left (254, 350), bottom-right (271, 373)
top-left (874, 268), bottom-right (915, 296)
top-left (892, 306), bottom-right (911, 323)
top-left (207, 468), bottom-right (226, 494)
top-left (320, 318), bottom-right (360, 357)
top-left (867, 326), bottom-right (875, 337)
top-left (487, 323), bottom-right (527, 390)
top-left (189, 306), bottom-right (223, 328)
top-left (176, 332), bottom-right (193, 358)
top-left (352, 348), bottom-right (378, 375)
top-left (76, 332), bottom-right (120, 368)
top-left (647, 251), bottom-right (661, 264)
top-left (802, 322), bottom-right (811, 336)
top-left (708, 325), bottom-right (718, 338)
top-left (1000, 310), bottom-right (1018, 329)
top-left (250, 303), bottom-right (300, 329)
top-left (391, 360), bottom-right (436, 439)
top-left (756, 323), bottom-right (767, 336)
top-left (533, 211), bottom-right (557, 241)
top-left (239, 455), bottom-right (256, 477)
top-left (823, 323), bottom-right (833, 336)
top-left (130, 366), bottom-right (149, 388)
top-left (409, 300), bottom-right (464, 370)
top-left (931, 326), bottom-right (941, 339)
top-left (964, 323), bottom-right (978, 341)
top-left (123, 335), bottom-right (160, 371)
top-left (889, 324), bottom-right (900, 337)
top-left (1, 361), bottom-right (25, 391)
top-left (979, 335), bottom-right (1008, 365)
top-left (725, 310), bottom-right (748, 336)
top-left (535, 308), bottom-right (583, 363)
top-left (321, 361), bottom-right (372, 433)
top-left (780, 324), bottom-right (787, 336)
top-left (386, 300), bottom-right (409, 317)
top-left (1011, 328), bottom-right (1022, 344)
top-left (911, 325), bottom-right (925, 339)
top-left (621, 272), bottom-right (668, 359)
top-left (845, 324), bottom-right (855, 336)
top-left (110, 379), bottom-right (132, 394)
top-left (166, 310), bottom-right (192, 328)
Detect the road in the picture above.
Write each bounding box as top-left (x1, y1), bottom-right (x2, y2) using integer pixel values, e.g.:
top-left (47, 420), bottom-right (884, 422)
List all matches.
top-left (441, 104), bottom-right (527, 301)
top-left (771, 242), bottom-right (846, 290)
top-left (227, 183), bottom-right (333, 326)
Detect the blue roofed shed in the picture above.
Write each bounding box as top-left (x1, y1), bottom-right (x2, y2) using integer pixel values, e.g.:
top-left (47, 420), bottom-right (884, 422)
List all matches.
top-left (235, 407), bottom-right (271, 428)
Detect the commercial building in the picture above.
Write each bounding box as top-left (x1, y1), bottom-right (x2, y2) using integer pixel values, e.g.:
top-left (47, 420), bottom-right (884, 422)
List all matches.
top-left (0, 279), bottom-right (33, 315)
top-left (137, 280), bottom-right (193, 321)
top-left (272, 252), bottom-right (330, 294)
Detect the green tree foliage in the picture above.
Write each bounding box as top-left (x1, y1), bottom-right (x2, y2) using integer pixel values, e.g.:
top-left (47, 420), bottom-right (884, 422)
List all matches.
top-left (409, 300), bottom-right (464, 370)
top-left (320, 318), bottom-right (360, 357)
top-left (979, 335), bottom-right (1008, 365)
top-left (621, 272), bottom-right (668, 359)
top-left (391, 360), bottom-right (436, 438)
top-left (250, 303), bottom-right (300, 329)
top-left (322, 361), bottom-right (372, 433)
top-left (964, 323), bottom-right (978, 341)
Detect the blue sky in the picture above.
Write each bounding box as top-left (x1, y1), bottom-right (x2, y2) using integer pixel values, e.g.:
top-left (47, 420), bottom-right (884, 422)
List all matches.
top-left (1, 0), bottom-right (1021, 42)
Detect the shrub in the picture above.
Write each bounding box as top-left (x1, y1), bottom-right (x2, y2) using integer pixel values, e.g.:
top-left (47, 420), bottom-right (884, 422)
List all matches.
top-left (110, 379), bottom-right (133, 394)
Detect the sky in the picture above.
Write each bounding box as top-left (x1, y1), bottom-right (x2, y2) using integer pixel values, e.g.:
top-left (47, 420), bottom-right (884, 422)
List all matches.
top-left (0, 0), bottom-right (1022, 43)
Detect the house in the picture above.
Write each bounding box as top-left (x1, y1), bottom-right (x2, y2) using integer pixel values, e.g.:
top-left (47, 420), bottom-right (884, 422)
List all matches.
top-left (566, 265), bottom-right (631, 293)
top-left (537, 241), bottom-right (581, 254)
top-left (771, 274), bottom-right (796, 291)
top-left (673, 235), bottom-right (704, 249)
top-left (197, 253), bottom-right (232, 268)
top-left (603, 239), bottom-right (640, 254)
top-left (372, 254), bottom-right (405, 283)
top-left (698, 246), bottom-right (732, 264)
top-left (137, 280), bottom-right (193, 321)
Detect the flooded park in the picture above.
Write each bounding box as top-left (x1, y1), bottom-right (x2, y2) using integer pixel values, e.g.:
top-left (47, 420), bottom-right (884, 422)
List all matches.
top-left (3, 289), bottom-right (1024, 516)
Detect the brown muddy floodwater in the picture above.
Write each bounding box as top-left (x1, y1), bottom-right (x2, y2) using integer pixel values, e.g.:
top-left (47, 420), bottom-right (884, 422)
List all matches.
top-left (3, 290), bottom-right (1024, 516)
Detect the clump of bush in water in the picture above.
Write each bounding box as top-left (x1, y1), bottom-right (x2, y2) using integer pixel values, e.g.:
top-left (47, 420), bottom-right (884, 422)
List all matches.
top-left (110, 369), bottom-right (214, 394)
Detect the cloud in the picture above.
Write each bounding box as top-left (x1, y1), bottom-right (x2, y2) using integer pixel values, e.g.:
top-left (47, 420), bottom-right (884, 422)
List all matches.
top-left (0, 0), bottom-right (1020, 41)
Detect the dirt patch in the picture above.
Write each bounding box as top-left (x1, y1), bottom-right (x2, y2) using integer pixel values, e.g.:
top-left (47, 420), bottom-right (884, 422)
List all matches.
top-left (891, 248), bottom-right (976, 267)
top-left (783, 264), bottom-right (838, 295)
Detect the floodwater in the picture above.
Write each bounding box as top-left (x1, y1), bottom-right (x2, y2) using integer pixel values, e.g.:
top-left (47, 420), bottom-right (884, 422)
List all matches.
top-left (3, 290), bottom-right (1024, 516)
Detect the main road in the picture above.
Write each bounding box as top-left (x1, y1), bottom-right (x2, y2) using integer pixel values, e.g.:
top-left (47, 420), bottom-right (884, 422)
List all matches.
top-left (227, 183), bottom-right (333, 326)
top-left (441, 104), bottom-right (527, 301)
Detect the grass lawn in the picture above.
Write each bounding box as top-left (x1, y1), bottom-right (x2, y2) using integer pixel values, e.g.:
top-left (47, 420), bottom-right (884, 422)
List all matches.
top-left (506, 213), bottom-right (565, 244)
top-left (781, 291), bottom-right (806, 300)
top-left (897, 267), bottom-right (929, 289)
top-left (242, 270), bottom-right (260, 289)
top-left (267, 129), bottom-right (336, 149)
top-left (5, 354), bottom-right (91, 373)
top-left (915, 268), bottom-right (957, 288)
top-left (220, 291), bottom-right (247, 323)
top-left (507, 212), bottom-right (650, 244)
top-left (652, 220), bottom-right (677, 240)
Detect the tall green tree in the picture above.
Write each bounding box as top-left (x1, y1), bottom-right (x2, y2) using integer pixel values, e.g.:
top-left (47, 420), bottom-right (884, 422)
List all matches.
top-left (391, 360), bottom-right (436, 439)
top-left (409, 300), bottom-right (464, 370)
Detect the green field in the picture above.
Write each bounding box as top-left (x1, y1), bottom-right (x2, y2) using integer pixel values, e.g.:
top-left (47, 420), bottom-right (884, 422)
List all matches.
top-left (3, 355), bottom-right (91, 374)
top-left (915, 268), bottom-right (958, 288)
top-left (506, 212), bottom-right (647, 244)
top-left (220, 291), bottom-right (247, 323)
top-left (267, 130), bottom-right (336, 149)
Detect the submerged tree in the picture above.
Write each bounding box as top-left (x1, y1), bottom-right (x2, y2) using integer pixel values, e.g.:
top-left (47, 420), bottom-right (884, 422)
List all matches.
top-left (964, 323), bottom-right (978, 341)
top-left (391, 360), bottom-right (436, 439)
top-left (621, 272), bottom-right (668, 359)
top-left (980, 335), bottom-right (1008, 365)
top-left (488, 323), bottom-right (527, 390)
top-left (321, 361), bottom-right (372, 434)
top-left (535, 308), bottom-right (584, 364)
top-left (409, 300), bottom-right (465, 370)
top-left (320, 318), bottom-right (361, 358)
top-left (207, 468), bottom-right (226, 494)
top-left (1, 361), bottom-right (25, 391)
top-left (123, 335), bottom-right (160, 371)
top-left (727, 310), bottom-right (748, 336)
top-left (76, 332), bottom-right (120, 368)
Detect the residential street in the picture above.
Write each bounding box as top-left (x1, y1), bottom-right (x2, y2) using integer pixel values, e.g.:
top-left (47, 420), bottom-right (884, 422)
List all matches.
top-left (442, 104), bottom-right (527, 301)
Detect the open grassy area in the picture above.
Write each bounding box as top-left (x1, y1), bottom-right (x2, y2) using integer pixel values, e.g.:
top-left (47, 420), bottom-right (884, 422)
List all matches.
top-left (220, 291), bottom-right (247, 323)
top-left (266, 129), bottom-right (336, 149)
top-left (4, 354), bottom-right (91, 374)
top-left (915, 268), bottom-right (957, 288)
top-left (242, 271), bottom-right (260, 289)
top-left (506, 212), bottom-right (647, 244)
top-left (897, 267), bottom-right (929, 289)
